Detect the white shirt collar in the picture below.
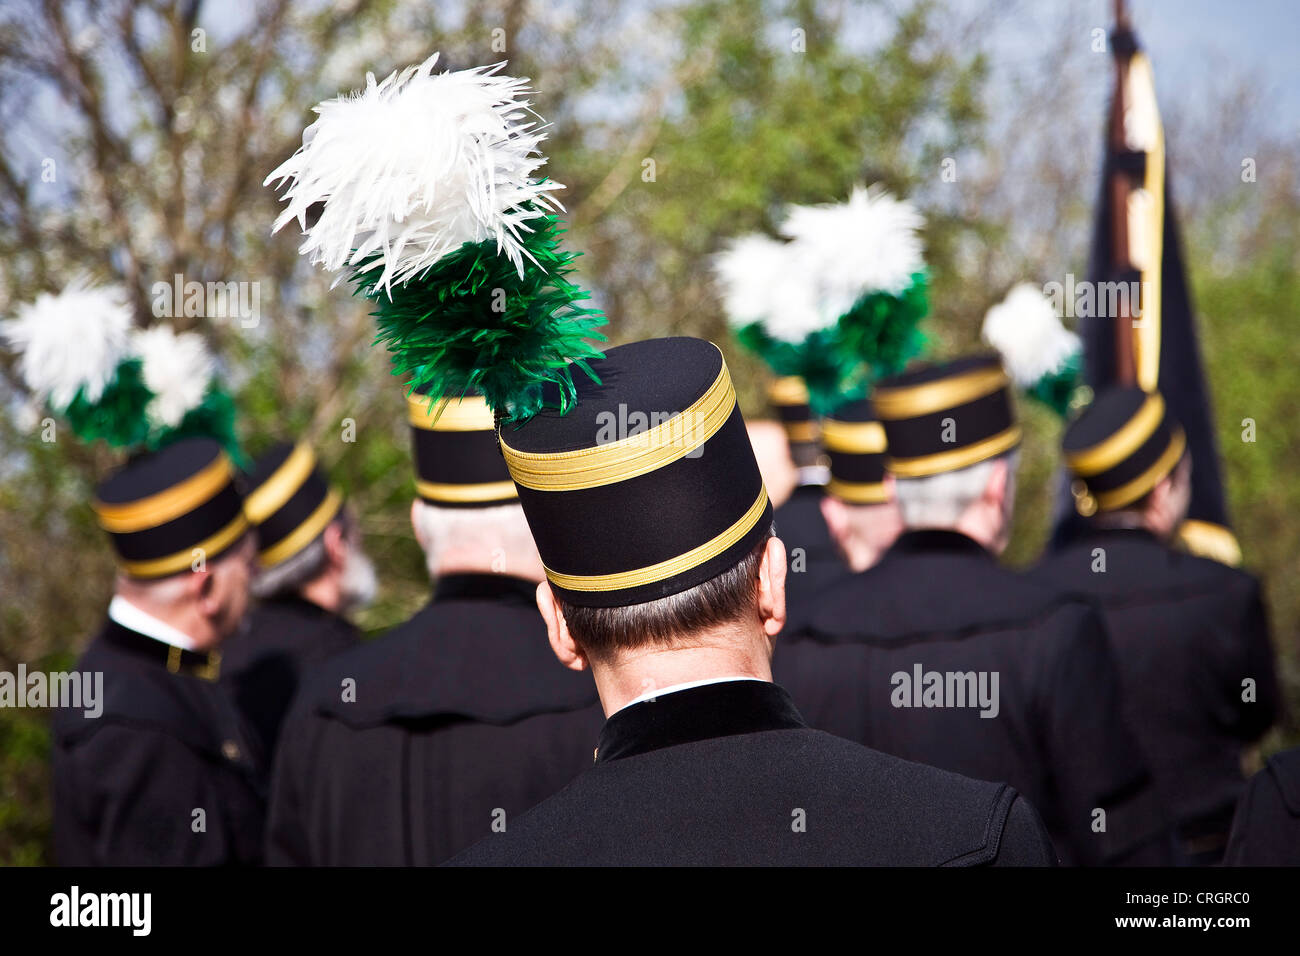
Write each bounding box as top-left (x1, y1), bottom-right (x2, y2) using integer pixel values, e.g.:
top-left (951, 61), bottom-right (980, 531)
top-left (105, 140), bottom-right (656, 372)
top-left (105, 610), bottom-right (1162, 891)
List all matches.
top-left (108, 595), bottom-right (198, 651)
top-left (620, 675), bottom-right (764, 711)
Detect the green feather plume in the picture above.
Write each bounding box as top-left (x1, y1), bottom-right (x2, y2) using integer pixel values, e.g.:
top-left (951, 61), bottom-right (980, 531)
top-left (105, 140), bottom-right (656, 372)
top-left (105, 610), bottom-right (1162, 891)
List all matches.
top-left (352, 215), bottom-right (606, 423)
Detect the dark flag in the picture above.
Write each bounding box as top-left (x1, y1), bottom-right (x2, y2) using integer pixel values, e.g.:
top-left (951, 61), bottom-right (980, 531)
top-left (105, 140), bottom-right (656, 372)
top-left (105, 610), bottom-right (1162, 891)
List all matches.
top-left (1074, 12), bottom-right (1240, 565)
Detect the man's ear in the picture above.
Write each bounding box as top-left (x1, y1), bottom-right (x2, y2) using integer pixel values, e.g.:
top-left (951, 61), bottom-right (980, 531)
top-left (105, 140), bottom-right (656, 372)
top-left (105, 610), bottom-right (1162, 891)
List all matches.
top-left (409, 499), bottom-right (424, 549)
top-left (322, 520), bottom-right (347, 569)
top-left (193, 567), bottom-right (219, 619)
top-left (536, 582), bottom-right (588, 673)
top-left (820, 495), bottom-right (849, 547)
top-left (984, 458), bottom-right (1010, 510)
top-left (757, 535), bottom-right (787, 638)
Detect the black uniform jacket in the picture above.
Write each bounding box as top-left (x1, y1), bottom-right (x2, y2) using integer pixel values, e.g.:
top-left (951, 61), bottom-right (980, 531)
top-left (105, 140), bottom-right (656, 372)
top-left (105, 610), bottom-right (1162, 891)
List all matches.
top-left (773, 529), bottom-right (1172, 866)
top-left (1029, 528), bottom-right (1279, 854)
top-left (266, 574), bottom-right (603, 865)
top-left (449, 679), bottom-right (1057, 866)
top-left (51, 618), bottom-right (266, 865)
top-left (221, 595), bottom-right (360, 758)
top-left (775, 484), bottom-right (851, 634)
top-left (1223, 746), bottom-right (1300, 866)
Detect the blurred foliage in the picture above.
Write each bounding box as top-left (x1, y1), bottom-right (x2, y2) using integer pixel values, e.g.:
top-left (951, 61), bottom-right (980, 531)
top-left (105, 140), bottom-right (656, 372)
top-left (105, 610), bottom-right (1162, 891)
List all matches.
top-left (0, 0), bottom-right (1296, 864)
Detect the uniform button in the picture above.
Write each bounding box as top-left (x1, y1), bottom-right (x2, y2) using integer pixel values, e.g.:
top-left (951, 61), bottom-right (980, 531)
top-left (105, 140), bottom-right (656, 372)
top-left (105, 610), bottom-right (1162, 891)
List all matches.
top-left (221, 740), bottom-right (241, 761)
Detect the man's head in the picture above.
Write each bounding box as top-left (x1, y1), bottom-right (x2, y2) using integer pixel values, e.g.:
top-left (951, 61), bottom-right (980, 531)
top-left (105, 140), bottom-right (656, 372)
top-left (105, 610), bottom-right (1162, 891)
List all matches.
top-left (873, 355), bottom-right (1022, 555)
top-left (889, 451), bottom-right (1019, 554)
top-left (243, 441), bottom-right (373, 615)
top-left (410, 499), bottom-right (544, 581)
top-left (117, 533), bottom-right (257, 650)
top-left (820, 397), bottom-right (902, 570)
top-left (94, 438), bottom-right (255, 650)
top-left (495, 337), bottom-right (778, 712)
top-left (1063, 386), bottom-right (1191, 541)
top-left (746, 420), bottom-right (797, 509)
top-left (252, 507), bottom-right (376, 612)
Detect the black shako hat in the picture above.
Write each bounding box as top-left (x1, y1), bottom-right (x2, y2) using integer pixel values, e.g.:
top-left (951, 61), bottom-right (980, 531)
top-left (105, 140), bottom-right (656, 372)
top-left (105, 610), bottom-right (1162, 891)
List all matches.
top-left (822, 397), bottom-right (888, 504)
top-left (408, 388), bottom-right (518, 508)
top-left (874, 354), bottom-right (1020, 477)
top-left (243, 441), bottom-right (343, 568)
top-left (766, 375), bottom-right (819, 446)
top-left (499, 337), bottom-right (772, 608)
top-left (93, 437), bottom-right (248, 579)
top-left (1062, 385), bottom-right (1186, 514)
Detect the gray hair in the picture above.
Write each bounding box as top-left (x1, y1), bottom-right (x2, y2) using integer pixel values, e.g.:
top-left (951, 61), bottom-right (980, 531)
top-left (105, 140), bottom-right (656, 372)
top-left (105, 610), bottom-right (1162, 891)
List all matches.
top-left (251, 510), bottom-right (351, 600)
top-left (411, 500), bottom-right (536, 578)
top-left (894, 452), bottom-right (1019, 529)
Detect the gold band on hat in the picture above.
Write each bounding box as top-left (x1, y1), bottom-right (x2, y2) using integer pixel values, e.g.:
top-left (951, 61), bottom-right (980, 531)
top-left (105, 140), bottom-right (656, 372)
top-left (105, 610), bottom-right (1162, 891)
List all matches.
top-left (887, 424), bottom-right (1022, 478)
top-left (1091, 427), bottom-right (1185, 512)
top-left (873, 367), bottom-right (1010, 421)
top-left (416, 479), bottom-right (519, 504)
top-left (259, 487), bottom-right (343, 568)
top-left (821, 419), bottom-right (887, 454)
top-left (782, 420), bottom-right (820, 443)
top-left (1065, 392), bottom-right (1165, 476)
top-left (826, 479), bottom-right (889, 504)
top-left (119, 513), bottom-right (250, 579)
top-left (94, 454), bottom-right (234, 533)
top-left (543, 486), bottom-right (769, 593)
top-left (408, 393), bottom-right (495, 432)
top-left (767, 376), bottom-right (810, 406)
top-left (244, 441), bottom-right (315, 525)
top-left (501, 360), bottom-right (737, 493)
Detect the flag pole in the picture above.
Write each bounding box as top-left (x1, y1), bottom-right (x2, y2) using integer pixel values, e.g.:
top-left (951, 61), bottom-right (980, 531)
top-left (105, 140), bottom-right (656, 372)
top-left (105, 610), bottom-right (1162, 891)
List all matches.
top-left (1108, 0), bottom-right (1138, 385)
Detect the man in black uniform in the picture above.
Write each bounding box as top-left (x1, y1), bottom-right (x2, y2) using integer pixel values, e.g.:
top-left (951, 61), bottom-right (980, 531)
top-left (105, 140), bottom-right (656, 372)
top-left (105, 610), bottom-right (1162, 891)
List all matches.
top-left (817, 396), bottom-right (903, 572)
top-left (221, 441), bottom-right (365, 756)
top-left (266, 390), bottom-right (603, 865)
top-left (773, 355), bottom-right (1172, 866)
top-left (51, 438), bottom-right (266, 865)
top-left (767, 376), bottom-right (856, 633)
top-left (1223, 747), bottom-right (1300, 865)
top-left (1029, 385), bottom-right (1279, 864)
top-left (451, 338), bottom-right (1056, 866)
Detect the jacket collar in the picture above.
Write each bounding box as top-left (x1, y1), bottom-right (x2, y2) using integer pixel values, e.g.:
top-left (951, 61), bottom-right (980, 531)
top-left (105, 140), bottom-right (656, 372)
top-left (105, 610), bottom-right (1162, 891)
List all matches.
top-left (595, 679), bottom-right (806, 764)
top-left (432, 573), bottom-right (538, 606)
top-left (888, 528), bottom-right (993, 561)
top-left (101, 617), bottom-right (222, 681)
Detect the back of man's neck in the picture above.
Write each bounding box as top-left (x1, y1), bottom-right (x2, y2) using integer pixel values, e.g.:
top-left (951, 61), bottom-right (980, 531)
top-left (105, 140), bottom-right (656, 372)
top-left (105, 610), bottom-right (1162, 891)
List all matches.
top-left (593, 630), bottom-right (773, 716)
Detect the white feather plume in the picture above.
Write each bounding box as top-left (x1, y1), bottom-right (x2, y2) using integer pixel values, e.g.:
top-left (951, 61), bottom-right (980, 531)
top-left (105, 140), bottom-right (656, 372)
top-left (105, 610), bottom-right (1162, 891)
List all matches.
top-left (131, 326), bottom-right (216, 429)
top-left (265, 52), bottom-right (563, 291)
top-left (981, 282), bottom-right (1080, 386)
top-left (0, 278), bottom-right (133, 408)
top-left (712, 233), bottom-right (825, 344)
top-left (780, 184), bottom-right (925, 323)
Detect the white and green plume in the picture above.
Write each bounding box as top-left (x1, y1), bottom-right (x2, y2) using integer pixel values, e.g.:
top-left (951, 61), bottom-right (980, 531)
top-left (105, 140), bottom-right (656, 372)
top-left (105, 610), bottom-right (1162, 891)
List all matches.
top-left (265, 52), bottom-right (605, 423)
top-left (981, 282), bottom-right (1084, 417)
top-left (1, 279), bottom-right (241, 456)
top-left (713, 184), bottom-right (929, 413)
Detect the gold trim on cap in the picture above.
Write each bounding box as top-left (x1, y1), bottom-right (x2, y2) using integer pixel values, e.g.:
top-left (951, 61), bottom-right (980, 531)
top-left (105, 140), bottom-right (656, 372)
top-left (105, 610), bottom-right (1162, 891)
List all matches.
top-left (408, 393), bottom-right (495, 432)
top-left (782, 420), bottom-right (820, 444)
top-left (887, 425), bottom-right (1022, 478)
top-left (544, 486), bottom-right (769, 593)
top-left (259, 487), bottom-right (343, 568)
top-left (94, 453), bottom-right (233, 533)
top-left (826, 479), bottom-right (889, 504)
top-left (244, 442), bottom-right (315, 525)
top-left (873, 367), bottom-right (1009, 421)
top-left (416, 478), bottom-right (519, 504)
top-left (502, 360), bottom-right (736, 492)
top-left (767, 376), bottom-right (810, 407)
top-left (120, 514), bottom-right (250, 579)
top-left (822, 419), bottom-right (887, 455)
top-left (1092, 428), bottom-right (1185, 511)
top-left (1176, 519), bottom-right (1241, 567)
top-left (1066, 393), bottom-right (1165, 476)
